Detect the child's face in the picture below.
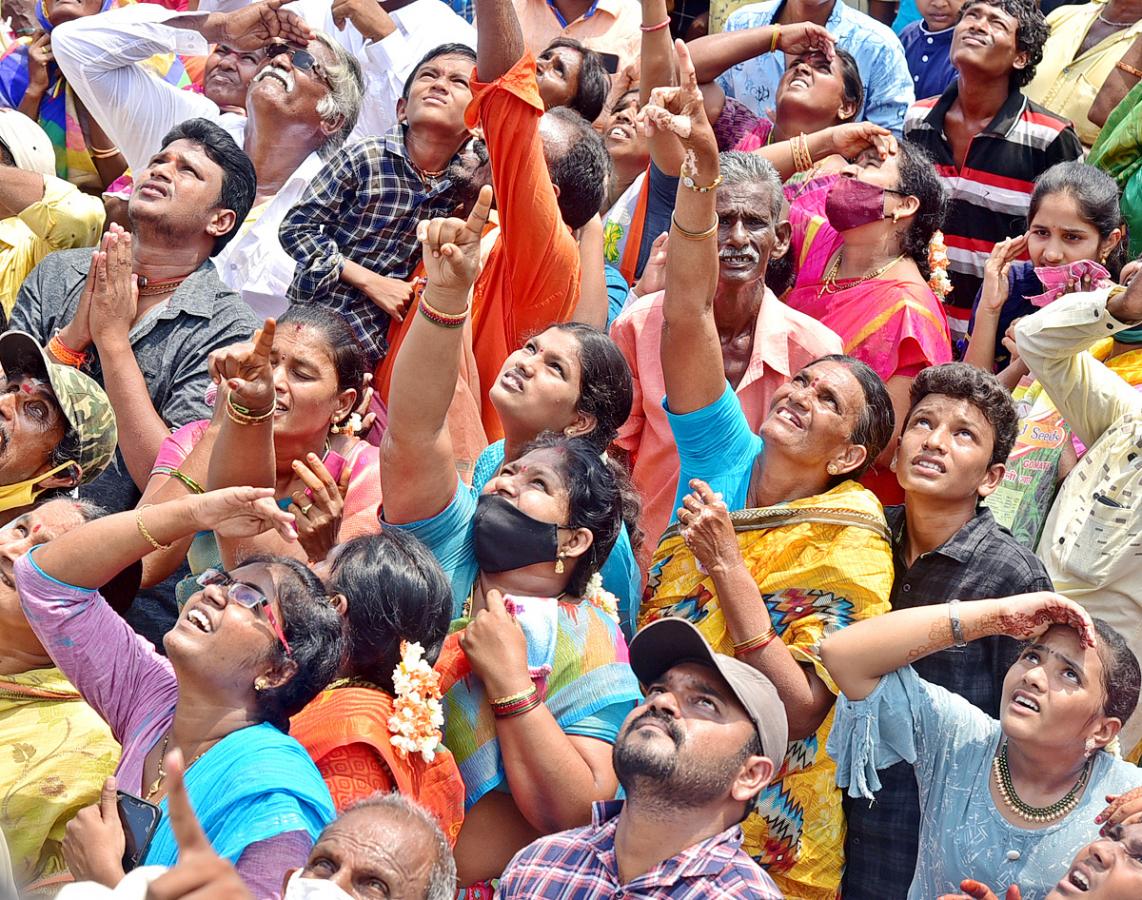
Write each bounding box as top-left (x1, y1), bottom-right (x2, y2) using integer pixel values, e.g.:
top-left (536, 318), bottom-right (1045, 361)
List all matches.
top-left (1027, 192), bottom-right (1105, 269)
top-left (918, 0), bottom-right (965, 31)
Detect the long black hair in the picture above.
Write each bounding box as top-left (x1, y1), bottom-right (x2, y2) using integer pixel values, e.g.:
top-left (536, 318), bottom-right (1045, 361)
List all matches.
top-left (541, 322), bottom-right (633, 451)
top-left (894, 141), bottom-right (948, 280)
top-left (1028, 161), bottom-right (1128, 278)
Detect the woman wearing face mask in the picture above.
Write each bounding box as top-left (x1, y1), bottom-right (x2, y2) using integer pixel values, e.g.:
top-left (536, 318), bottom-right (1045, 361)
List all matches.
top-left (291, 530), bottom-right (466, 846)
top-left (782, 139), bottom-right (953, 504)
top-left (381, 187), bottom-right (641, 891)
top-left (138, 306), bottom-right (379, 603)
top-left (634, 41), bottom-right (896, 900)
top-left (19, 488), bottom-right (342, 895)
top-left (820, 592), bottom-right (1142, 900)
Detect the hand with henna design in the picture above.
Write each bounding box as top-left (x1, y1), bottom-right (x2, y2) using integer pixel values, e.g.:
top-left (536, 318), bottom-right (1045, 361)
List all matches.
top-left (985, 592), bottom-right (1096, 648)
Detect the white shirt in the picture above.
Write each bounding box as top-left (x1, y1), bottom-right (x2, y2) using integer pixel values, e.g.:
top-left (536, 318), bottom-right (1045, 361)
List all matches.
top-left (198, 0), bottom-right (476, 139)
top-left (51, 4), bottom-right (320, 318)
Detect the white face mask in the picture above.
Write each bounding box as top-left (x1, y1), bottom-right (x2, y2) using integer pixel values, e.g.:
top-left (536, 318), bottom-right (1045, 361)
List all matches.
top-left (284, 870), bottom-right (356, 900)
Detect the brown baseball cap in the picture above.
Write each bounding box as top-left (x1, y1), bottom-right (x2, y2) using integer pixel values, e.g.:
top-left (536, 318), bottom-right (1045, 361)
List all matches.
top-left (629, 617), bottom-right (789, 763)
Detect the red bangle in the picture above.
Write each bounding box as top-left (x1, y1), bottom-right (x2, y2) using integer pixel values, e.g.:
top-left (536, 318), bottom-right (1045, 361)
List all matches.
top-left (491, 687), bottom-right (542, 719)
top-left (641, 18), bottom-right (670, 31)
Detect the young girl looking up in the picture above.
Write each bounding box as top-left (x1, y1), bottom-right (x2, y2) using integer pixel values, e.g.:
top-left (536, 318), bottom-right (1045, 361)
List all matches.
top-left (965, 161), bottom-right (1126, 374)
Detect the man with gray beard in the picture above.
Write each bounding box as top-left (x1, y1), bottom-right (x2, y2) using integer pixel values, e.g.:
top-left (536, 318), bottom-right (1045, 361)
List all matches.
top-left (497, 617), bottom-right (788, 898)
top-left (611, 151), bottom-right (843, 567)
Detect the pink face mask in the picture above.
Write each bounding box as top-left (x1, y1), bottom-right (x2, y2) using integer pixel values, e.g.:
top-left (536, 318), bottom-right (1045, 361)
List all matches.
top-left (825, 177), bottom-right (895, 232)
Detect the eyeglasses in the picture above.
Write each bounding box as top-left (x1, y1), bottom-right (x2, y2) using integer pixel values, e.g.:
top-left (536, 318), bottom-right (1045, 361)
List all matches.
top-left (265, 43), bottom-right (331, 88)
top-left (195, 568), bottom-right (293, 657)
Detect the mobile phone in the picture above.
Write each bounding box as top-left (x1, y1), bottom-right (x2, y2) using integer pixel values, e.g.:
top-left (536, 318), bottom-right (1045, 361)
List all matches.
top-left (598, 52), bottom-right (620, 74)
top-left (117, 791), bottom-right (162, 872)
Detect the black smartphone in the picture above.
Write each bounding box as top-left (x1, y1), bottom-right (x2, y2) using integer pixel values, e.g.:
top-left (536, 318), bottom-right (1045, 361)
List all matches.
top-left (117, 791), bottom-right (162, 872)
top-left (598, 52), bottom-right (621, 75)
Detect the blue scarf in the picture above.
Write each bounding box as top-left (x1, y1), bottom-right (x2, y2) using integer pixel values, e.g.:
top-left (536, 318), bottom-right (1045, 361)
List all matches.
top-left (144, 722), bottom-right (335, 864)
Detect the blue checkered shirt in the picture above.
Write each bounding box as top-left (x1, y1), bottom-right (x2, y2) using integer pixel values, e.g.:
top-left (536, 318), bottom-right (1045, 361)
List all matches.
top-left (498, 800), bottom-right (784, 898)
top-left (278, 126), bottom-right (458, 365)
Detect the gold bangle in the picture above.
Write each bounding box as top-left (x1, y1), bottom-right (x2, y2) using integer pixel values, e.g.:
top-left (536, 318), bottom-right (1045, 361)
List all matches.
top-left (489, 686), bottom-right (537, 706)
top-left (88, 145), bottom-right (120, 159)
top-left (770, 24), bottom-right (781, 53)
top-left (732, 626), bottom-right (778, 657)
top-left (670, 212), bottom-right (719, 241)
top-left (1117, 60), bottom-right (1142, 79)
top-left (135, 505), bottom-right (173, 552)
top-left (226, 393), bottom-right (274, 426)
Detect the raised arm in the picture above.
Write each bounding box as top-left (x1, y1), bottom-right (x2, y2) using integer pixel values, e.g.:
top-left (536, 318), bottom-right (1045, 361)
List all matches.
top-left (819, 592), bottom-right (1095, 702)
top-left (688, 22), bottom-right (835, 86)
top-left (644, 40), bottom-right (723, 415)
top-left (474, 0), bottom-right (524, 82)
top-left (380, 186), bottom-right (493, 525)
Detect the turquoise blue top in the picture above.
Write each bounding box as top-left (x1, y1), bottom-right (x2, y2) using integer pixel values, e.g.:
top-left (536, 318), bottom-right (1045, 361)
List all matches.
top-left (828, 665), bottom-right (1142, 900)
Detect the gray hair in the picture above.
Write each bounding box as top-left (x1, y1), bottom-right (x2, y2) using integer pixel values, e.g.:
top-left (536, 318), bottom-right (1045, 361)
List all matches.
top-left (70, 499), bottom-right (108, 522)
top-left (719, 150), bottom-right (784, 221)
top-left (312, 32), bottom-right (364, 160)
top-left (340, 792), bottom-right (456, 900)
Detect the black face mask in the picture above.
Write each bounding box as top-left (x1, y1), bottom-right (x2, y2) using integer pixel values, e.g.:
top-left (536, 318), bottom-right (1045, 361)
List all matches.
top-left (473, 494), bottom-right (561, 574)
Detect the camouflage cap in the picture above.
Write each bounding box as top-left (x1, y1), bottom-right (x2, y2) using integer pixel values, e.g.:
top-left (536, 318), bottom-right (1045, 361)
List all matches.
top-left (0, 332), bottom-right (118, 485)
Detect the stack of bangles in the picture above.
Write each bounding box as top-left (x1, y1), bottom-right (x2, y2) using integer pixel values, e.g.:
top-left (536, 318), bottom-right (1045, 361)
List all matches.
top-left (48, 333), bottom-right (86, 368)
top-left (151, 466), bottom-right (205, 494)
top-left (671, 212), bottom-right (718, 242)
top-left (489, 685), bottom-right (542, 719)
top-left (791, 133), bottom-right (814, 172)
top-left (732, 626), bottom-right (778, 658)
top-left (226, 394), bottom-right (274, 426)
top-left (419, 294), bottom-right (469, 329)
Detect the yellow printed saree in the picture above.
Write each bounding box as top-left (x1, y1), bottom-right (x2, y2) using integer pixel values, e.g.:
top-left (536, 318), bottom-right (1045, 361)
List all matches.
top-left (0, 666), bottom-right (120, 894)
top-left (639, 481), bottom-right (893, 900)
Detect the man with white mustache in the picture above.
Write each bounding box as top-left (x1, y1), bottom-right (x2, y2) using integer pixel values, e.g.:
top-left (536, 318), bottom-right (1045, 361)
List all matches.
top-left (51, 0), bottom-right (365, 318)
top-left (611, 151), bottom-right (842, 571)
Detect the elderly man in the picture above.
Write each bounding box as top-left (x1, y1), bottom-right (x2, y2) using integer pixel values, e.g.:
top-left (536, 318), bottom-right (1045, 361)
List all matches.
top-left (0, 109), bottom-right (103, 320)
top-left (84, 755), bottom-right (458, 900)
top-left (498, 617), bottom-right (786, 897)
top-left (10, 118), bottom-right (259, 517)
top-left (612, 152), bottom-right (841, 567)
top-left (50, 0), bottom-right (365, 317)
top-left (1014, 280), bottom-right (1142, 762)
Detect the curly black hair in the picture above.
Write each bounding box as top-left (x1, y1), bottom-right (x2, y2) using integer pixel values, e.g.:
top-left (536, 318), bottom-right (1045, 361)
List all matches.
top-left (957, 0), bottom-right (1048, 87)
top-left (906, 363), bottom-right (1018, 467)
top-left (894, 141), bottom-right (948, 281)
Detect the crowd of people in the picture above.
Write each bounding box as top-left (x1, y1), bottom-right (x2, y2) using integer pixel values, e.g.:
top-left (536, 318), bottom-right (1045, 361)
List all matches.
top-left (1, 0), bottom-right (1142, 892)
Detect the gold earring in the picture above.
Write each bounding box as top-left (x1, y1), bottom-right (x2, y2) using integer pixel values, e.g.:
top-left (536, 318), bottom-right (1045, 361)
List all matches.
top-left (827, 463), bottom-right (839, 475)
top-left (555, 554), bottom-right (565, 575)
top-left (254, 678), bottom-right (268, 692)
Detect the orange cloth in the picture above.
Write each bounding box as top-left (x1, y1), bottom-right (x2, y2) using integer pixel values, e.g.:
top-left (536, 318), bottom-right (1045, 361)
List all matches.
top-left (465, 55), bottom-right (581, 442)
top-left (510, 0), bottom-right (642, 70)
top-left (611, 288), bottom-right (843, 571)
top-left (291, 686), bottom-right (465, 846)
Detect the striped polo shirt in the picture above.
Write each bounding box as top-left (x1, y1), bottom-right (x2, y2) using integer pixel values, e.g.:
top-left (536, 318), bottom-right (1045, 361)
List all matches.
top-left (903, 83), bottom-right (1083, 339)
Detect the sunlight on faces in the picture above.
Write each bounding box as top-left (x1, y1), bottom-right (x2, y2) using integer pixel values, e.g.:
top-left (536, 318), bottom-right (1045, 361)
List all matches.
top-left (1000, 626), bottom-right (1118, 754)
top-left (951, 3), bottom-right (1027, 78)
top-left (775, 52), bottom-right (854, 127)
top-left (398, 53), bottom-right (473, 134)
top-left (1049, 824), bottom-right (1142, 899)
top-left (1028, 193), bottom-right (1121, 269)
top-left (0, 374), bottom-right (67, 486)
top-left (490, 328), bottom-right (590, 438)
top-left (299, 807), bottom-right (437, 900)
top-left (716, 182), bottom-right (786, 286)
top-left (760, 361), bottom-right (868, 476)
top-left (204, 45), bottom-right (266, 110)
top-left (893, 395), bottom-right (1001, 501)
top-left (129, 139), bottom-right (230, 240)
top-left (270, 323), bottom-right (355, 442)
top-left (249, 39), bottom-right (337, 130)
top-left (481, 447), bottom-right (574, 530)
top-left (604, 93), bottom-right (648, 173)
top-left (536, 44), bottom-right (583, 111)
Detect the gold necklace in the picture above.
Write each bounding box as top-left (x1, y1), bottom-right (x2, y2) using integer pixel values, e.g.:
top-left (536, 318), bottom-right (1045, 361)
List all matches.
top-left (817, 253), bottom-right (906, 298)
top-left (143, 730), bottom-right (214, 801)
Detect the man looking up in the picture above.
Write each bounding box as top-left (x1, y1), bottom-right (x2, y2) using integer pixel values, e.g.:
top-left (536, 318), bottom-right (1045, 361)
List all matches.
top-left (10, 119), bottom-right (260, 516)
top-left (0, 330), bottom-right (117, 528)
top-left (279, 43), bottom-right (478, 365)
top-left (612, 152), bottom-right (842, 566)
top-left (842, 361), bottom-right (1053, 899)
top-left (903, 0), bottom-right (1082, 341)
top-left (498, 617), bottom-right (786, 898)
top-left (0, 498), bottom-right (132, 896)
top-left (51, 0), bottom-right (364, 317)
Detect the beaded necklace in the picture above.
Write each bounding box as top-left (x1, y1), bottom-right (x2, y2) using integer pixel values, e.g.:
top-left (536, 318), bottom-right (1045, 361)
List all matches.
top-left (817, 253), bottom-right (905, 298)
top-left (992, 739), bottom-right (1093, 824)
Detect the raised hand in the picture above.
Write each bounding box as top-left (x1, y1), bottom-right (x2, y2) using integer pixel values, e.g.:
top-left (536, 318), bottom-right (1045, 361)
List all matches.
top-left (828, 122), bottom-right (896, 161)
top-left (206, 0), bottom-right (313, 50)
top-left (460, 588), bottom-right (531, 699)
top-left (980, 235), bottom-right (1028, 315)
top-left (417, 183), bottom-right (494, 296)
top-left (26, 32), bottom-right (53, 91)
top-left (190, 486), bottom-right (297, 541)
top-left (677, 478), bottom-right (741, 576)
top-left (638, 38), bottom-right (717, 167)
top-left (208, 319), bottom-right (277, 415)
top-left (1098, 786), bottom-right (1142, 832)
top-left (288, 453), bottom-right (349, 563)
top-left (145, 751), bottom-right (254, 900)
top-left (991, 592), bottom-right (1096, 648)
top-left (330, 0), bottom-right (396, 40)
top-left (89, 225), bottom-right (139, 350)
top-left (633, 231), bottom-right (670, 298)
top-left (776, 22), bottom-right (835, 59)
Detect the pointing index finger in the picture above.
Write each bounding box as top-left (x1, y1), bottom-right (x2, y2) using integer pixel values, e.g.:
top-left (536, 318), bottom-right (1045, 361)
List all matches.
top-left (252, 318), bottom-right (276, 360)
top-left (465, 184), bottom-right (494, 237)
top-left (674, 38), bottom-right (697, 91)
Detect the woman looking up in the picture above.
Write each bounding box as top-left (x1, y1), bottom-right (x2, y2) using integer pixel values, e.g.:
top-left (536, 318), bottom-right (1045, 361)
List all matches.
top-left (821, 593), bottom-right (1142, 899)
top-left (380, 186), bottom-right (641, 890)
top-left (19, 488), bottom-right (341, 894)
top-left (635, 38), bottom-right (896, 900)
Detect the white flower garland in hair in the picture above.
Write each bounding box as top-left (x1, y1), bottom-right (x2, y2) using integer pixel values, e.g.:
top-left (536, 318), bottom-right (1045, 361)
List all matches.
top-left (928, 230), bottom-right (952, 299)
top-left (387, 641), bottom-right (445, 763)
top-left (582, 572), bottom-right (620, 624)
